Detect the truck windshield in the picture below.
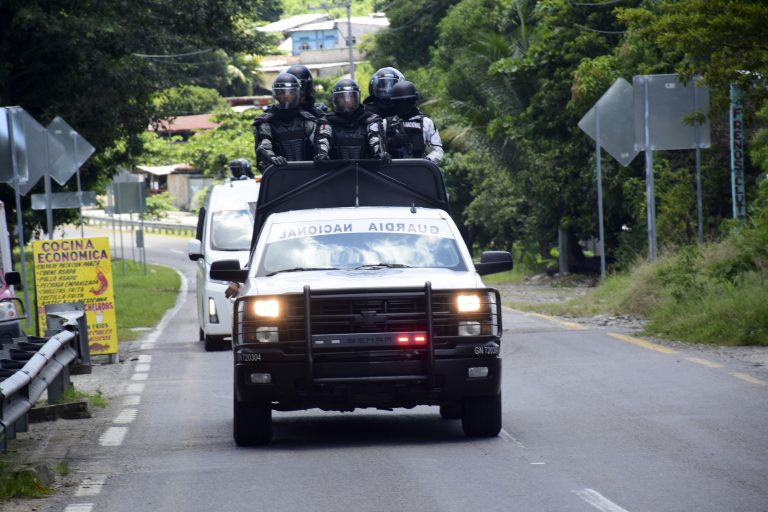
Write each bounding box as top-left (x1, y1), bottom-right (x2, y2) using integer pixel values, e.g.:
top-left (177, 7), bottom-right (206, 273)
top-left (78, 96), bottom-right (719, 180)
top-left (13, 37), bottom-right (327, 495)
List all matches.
top-left (210, 210), bottom-right (253, 251)
top-left (258, 219), bottom-right (467, 276)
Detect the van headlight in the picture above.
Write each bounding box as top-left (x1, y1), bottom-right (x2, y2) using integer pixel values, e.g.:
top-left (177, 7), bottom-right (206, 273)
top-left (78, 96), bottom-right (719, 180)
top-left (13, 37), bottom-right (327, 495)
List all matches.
top-left (255, 326), bottom-right (279, 343)
top-left (458, 321), bottom-right (481, 336)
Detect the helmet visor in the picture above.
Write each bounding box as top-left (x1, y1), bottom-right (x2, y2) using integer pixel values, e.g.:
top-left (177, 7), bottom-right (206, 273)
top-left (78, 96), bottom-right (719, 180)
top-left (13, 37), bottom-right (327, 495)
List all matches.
top-left (333, 90), bottom-right (360, 113)
top-left (373, 76), bottom-right (399, 99)
top-left (273, 84), bottom-right (300, 109)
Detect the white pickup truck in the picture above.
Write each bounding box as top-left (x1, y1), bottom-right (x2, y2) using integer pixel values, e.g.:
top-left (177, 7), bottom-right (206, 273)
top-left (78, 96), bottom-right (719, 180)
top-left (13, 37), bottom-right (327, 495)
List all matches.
top-left (211, 160), bottom-right (513, 446)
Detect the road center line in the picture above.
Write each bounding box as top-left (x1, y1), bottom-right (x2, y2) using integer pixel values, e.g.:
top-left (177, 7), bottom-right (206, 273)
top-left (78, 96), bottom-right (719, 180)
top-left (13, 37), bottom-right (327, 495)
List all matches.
top-left (499, 428), bottom-right (525, 448)
top-left (574, 488), bottom-right (632, 512)
top-left (607, 332), bottom-right (677, 354)
top-left (686, 357), bottom-right (722, 369)
top-left (99, 426), bottom-right (128, 447)
top-left (733, 372), bottom-right (768, 386)
top-left (523, 312), bottom-right (588, 330)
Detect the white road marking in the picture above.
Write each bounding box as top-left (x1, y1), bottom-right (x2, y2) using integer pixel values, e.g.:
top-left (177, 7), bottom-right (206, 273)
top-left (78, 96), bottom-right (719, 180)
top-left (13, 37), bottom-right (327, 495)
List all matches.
top-left (130, 372), bottom-right (148, 381)
top-left (114, 408), bottom-right (138, 424)
top-left (140, 268), bottom-right (188, 346)
top-left (125, 383), bottom-right (145, 394)
top-left (138, 354), bottom-right (153, 363)
top-left (686, 357), bottom-right (722, 369)
top-left (74, 475), bottom-right (107, 497)
top-left (134, 363), bottom-right (151, 373)
top-left (140, 342), bottom-right (155, 350)
top-left (530, 462), bottom-right (546, 465)
top-left (122, 395), bottom-right (141, 406)
top-left (64, 504), bottom-right (94, 512)
top-left (99, 427), bottom-right (128, 447)
top-left (575, 488), bottom-right (631, 512)
top-left (499, 429), bottom-right (525, 448)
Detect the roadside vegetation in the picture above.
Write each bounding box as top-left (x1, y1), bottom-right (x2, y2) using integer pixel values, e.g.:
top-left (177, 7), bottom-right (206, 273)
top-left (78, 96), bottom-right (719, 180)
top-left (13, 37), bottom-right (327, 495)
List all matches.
top-left (505, 179), bottom-right (768, 346)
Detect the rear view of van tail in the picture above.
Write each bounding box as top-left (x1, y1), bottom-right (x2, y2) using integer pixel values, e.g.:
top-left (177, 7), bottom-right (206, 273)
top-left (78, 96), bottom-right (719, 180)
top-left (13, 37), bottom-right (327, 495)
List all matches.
top-left (188, 178), bottom-right (259, 351)
top-left (0, 201), bottom-right (24, 342)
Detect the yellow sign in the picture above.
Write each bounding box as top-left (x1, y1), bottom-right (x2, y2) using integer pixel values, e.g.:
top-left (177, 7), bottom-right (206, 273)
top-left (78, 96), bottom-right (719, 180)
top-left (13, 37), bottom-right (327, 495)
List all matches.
top-left (32, 237), bottom-right (117, 355)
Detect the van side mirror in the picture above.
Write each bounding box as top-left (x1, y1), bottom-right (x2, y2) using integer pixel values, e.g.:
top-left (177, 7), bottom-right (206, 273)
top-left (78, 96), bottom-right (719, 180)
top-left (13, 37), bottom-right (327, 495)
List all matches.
top-left (210, 259), bottom-right (249, 283)
top-left (474, 251), bottom-right (513, 276)
top-left (4, 271), bottom-right (21, 286)
top-left (188, 239), bottom-right (203, 261)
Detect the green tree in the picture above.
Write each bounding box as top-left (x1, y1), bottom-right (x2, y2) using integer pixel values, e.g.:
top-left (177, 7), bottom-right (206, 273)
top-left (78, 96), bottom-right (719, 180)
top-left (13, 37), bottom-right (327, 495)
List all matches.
top-left (0, 0), bottom-right (272, 237)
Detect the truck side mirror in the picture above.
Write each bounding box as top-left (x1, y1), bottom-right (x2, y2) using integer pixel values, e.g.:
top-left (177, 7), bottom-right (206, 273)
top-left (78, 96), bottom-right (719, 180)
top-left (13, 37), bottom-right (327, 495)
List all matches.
top-left (4, 271), bottom-right (21, 286)
top-left (474, 251), bottom-right (513, 276)
top-left (210, 259), bottom-right (249, 283)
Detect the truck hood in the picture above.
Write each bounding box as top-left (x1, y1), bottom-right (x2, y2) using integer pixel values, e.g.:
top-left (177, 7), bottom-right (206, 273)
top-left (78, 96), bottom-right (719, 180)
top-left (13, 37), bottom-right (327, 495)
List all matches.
top-left (249, 268), bottom-right (484, 295)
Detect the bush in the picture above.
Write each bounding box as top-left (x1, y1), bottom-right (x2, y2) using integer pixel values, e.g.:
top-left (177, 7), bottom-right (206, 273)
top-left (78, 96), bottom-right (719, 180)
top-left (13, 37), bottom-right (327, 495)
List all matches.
top-left (145, 192), bottom-right (176, 220)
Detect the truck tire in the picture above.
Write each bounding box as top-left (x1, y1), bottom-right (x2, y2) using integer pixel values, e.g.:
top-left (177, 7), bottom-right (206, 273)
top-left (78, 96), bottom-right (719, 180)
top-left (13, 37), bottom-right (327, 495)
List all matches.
top-left (461, 393), bottom-right (501, 438)
top-left (439, 403), bottom-right (462, 420)
top-left (233, 399), bottom-right (272, 446)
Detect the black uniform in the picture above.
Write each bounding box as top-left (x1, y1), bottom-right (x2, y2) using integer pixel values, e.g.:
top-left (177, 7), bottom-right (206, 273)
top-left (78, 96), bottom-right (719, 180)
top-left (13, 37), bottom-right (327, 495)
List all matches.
top-left (327, 108), bottom-right (386, 160)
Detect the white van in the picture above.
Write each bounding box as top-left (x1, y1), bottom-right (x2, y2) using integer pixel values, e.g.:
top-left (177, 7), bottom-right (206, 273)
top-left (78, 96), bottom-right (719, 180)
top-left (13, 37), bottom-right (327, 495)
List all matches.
top-left (188, 179), bottom-right (259, 350)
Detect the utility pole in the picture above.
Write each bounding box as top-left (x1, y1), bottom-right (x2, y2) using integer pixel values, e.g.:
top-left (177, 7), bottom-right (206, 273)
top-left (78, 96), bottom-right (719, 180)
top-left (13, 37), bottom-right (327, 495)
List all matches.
top-left (307, 0), bottom-right (355, 81)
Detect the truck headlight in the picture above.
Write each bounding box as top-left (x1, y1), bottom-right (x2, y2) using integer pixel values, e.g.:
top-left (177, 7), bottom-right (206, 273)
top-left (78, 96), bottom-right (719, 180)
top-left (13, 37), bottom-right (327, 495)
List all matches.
top-left (458, 321), bottom-right (481, 336)
top-left (255, 326), bottom-right (279, 343)
top-left (253, 299), bottom-right (280, 317)
top-left (456, 294), bottom-right (481, 312)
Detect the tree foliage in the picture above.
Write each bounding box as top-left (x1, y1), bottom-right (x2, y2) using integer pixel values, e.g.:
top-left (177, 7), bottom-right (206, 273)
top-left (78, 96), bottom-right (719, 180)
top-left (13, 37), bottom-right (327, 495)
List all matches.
top-left (0, 0), bottom-right (272, 236)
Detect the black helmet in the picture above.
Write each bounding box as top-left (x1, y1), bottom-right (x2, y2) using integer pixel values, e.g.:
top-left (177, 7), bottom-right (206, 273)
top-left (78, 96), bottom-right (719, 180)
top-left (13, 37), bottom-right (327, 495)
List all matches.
top-left (332, 78), bottom-right (361, 114)
top-left (368, 67), bottom-right (404, 100)
top-left (285, 64), bottom-right (314, 102)
top-left (390, 80), bottom-right (419, 102)
top-left (272, 72), bottom-right (301, 109)
top-left (229, 158), bottom-right (252, 179)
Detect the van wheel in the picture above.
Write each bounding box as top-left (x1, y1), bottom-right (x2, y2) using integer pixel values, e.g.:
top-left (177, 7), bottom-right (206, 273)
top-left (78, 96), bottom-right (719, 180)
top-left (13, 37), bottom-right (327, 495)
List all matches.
top-left (439, 403), bottom-right (462, 419)
top-left (233, 399), bottom-right (272, 446)
top-left (461, 393), bottom-right (501, 438)
top-left (204, 334), bottom-right (229, 351)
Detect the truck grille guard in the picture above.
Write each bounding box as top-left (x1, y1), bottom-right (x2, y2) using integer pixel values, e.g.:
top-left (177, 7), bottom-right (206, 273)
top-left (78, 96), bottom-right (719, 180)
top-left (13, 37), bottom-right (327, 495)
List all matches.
top-left (234, 283), bottom-right (502, 390)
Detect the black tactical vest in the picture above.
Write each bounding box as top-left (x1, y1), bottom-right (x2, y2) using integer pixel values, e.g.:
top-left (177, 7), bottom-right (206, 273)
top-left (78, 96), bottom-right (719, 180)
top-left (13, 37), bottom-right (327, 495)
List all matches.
top-left (328, 114), bottom-right (369, 160)
top-left (271, 114), bottom-right (314, 161)
top-left (387, 115), bottom-right (426, 158)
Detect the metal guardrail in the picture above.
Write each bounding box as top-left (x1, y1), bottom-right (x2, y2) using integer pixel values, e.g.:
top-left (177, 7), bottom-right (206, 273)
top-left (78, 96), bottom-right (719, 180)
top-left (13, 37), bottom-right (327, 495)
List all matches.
top-left (82, 214), bottom-right (196, 237)
top-left (0, 305), bottom-right (90, 451)
top-left (0, 330), bottom-right (77, 450)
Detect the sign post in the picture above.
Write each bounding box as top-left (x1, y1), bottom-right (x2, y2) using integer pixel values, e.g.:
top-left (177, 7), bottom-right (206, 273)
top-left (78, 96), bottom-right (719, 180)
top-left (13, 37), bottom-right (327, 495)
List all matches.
top-left (730, 84), bottom-right (746, 220)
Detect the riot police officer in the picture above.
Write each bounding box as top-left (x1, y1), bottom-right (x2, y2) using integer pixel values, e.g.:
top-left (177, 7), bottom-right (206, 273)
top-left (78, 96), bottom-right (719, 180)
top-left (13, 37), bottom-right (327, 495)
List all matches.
top-left (324, 78), bottom-right (390, 161)
top-left (362, 67), bottom-right (404, 118)
top-left (228, 158), bottom-right (254, 180)
top-left (284, 64), bottom-right (328, 116)
top-left (385, 80), bottom-right (444, 164)
top-left (253, 73), bottom-right (331, 171)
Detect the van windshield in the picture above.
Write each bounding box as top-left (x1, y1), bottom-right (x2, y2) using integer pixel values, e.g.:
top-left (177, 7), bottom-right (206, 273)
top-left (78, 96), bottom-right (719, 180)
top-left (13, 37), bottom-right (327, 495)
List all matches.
top-left (210, 210), bottom-right (252, 251)
top-left (257, 218), bottom-right (466, 276)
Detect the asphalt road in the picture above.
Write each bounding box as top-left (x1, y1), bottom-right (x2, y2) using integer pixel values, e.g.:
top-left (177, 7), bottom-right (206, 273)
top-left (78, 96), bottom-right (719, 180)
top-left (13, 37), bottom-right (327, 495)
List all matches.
top-left (16, 226), bottom-right (768, 512)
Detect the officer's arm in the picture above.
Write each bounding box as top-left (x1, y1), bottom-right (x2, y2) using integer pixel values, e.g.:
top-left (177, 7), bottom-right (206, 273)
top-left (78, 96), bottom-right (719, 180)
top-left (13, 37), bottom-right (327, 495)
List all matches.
top-left (313, 119), bottom-right (332, 159)
top-left (423, 117), bottom-right (444, 164)
top-left (254, 122), bottom-right (278, 165)
top-left (368, 118), bottom-right (389, 161)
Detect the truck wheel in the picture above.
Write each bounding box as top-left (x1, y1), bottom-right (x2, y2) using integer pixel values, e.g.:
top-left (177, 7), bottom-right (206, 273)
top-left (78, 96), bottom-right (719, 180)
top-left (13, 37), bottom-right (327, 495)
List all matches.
top-left (461, 393), bottom-right (501, 438)
top-left (233, 399), bottom-right (272, 446)
top-left (199, 328), bottom-right (205, 342)
top-left (439, 403), bottom-right (462, 420)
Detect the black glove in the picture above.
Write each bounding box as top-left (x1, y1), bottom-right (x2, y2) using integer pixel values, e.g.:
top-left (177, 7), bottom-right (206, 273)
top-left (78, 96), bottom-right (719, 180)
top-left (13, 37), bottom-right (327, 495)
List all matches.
top-left (314, 152), bottom-right (330, 162)
top-left (376, 151), bottom-right (392, 164)
top-left (272, 155), bottom-right (288, 166)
